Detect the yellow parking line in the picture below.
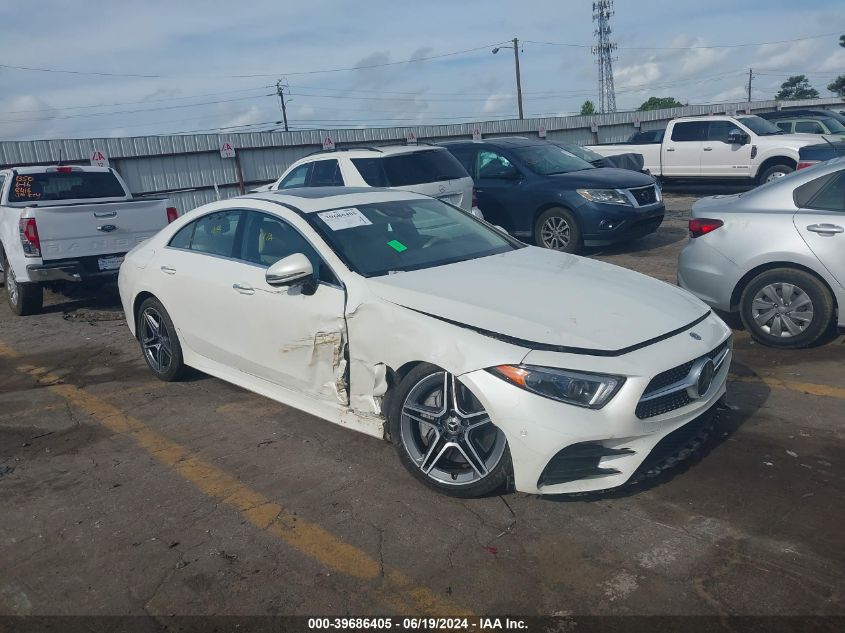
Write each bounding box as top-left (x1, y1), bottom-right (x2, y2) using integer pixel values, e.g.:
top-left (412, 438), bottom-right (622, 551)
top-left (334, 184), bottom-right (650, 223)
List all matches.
top-left (0, 341), bottom-right (465, 615)
top-left (730, 374), bottom-right (845, 400)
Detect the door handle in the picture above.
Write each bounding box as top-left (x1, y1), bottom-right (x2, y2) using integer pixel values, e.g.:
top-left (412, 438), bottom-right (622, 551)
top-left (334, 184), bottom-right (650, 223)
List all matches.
top-left (703, 147), bottom-right (713, 151)
top-left (233, 282), bottom-right (255, 295)
top-left (807, 223), bottom-right (844, 235)
top-left (665, 148), bottom-right (675, 152)
top-left (94, 210), bottom-right (117, 218)
top-left (160, 265), bottom-right (176, 275)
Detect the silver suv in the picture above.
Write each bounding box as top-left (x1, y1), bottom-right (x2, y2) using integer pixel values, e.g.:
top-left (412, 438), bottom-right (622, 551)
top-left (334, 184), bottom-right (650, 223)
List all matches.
top-left (264, 145), bottom-right (478, 215)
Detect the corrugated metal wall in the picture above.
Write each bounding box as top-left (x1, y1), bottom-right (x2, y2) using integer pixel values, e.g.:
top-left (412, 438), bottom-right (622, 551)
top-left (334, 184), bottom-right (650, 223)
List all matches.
top-left (2, 96), bottom-right (843, 213)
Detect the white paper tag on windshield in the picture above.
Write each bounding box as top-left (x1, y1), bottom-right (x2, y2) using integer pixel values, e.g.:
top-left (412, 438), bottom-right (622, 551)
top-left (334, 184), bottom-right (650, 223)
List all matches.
top-left (318, 207), bottom-right (372, 231)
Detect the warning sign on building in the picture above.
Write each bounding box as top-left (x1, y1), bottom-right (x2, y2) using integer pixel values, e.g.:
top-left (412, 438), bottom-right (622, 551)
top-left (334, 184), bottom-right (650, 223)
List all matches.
top-left (322, 135), bottom-right (336, 150)
top-left (220, 142), bottom-right (236, 159)
top-left (90, 149), bottom-right (109, 168)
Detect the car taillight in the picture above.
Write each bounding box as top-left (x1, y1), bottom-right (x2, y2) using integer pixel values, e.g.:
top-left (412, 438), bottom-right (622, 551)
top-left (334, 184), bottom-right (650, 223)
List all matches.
top-left (166, 207), bottom-right (179, 223)
top-left (796, 161), bottom-right (818, 170)
top-left (19, 217), bottom-right (41, 257)
top-left (689, 218), bottom-right (723, 238)
top-left (472, 187), bottom-right (478, 208)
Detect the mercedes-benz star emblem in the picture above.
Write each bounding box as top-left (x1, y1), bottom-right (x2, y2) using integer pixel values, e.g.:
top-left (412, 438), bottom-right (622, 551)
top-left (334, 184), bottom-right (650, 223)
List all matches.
top-left (686, 358), bottom-right (716, 400)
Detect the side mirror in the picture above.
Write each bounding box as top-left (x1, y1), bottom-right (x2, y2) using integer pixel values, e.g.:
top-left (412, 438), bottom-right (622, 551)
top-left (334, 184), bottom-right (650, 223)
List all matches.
top-left (727, 130), bottom-right (749, 145)
top-left (266, 253), bottom-right (313, 287)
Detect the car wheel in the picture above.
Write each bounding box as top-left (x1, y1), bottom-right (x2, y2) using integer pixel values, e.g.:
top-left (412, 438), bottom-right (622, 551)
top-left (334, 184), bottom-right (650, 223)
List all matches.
top-left (137, 297), bottom-right (186, 381)
top-left (535, 207), bottom-right (581, 253)
top-left (2, 252), bottom-right (43, 316)
top-left (739, 268), bottom-right (834, 349)
top-left (758, 164), bottom-right (793, 185)
top-left (388, 363), bottom-right (512, 498)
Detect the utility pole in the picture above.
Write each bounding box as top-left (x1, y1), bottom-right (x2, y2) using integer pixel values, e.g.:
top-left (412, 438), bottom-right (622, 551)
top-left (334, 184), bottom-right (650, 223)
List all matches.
top-left (275, 79), bottom-right (290, 132)
top-left (492, 38), bottom-right (524, 119)
top-left (747, 68), bottom-right (754, 102)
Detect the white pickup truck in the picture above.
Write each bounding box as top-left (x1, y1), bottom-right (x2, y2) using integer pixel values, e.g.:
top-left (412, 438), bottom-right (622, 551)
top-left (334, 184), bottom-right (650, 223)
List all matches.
top-left (586, 115), bottom-right (824, 185)
top-left (0, 165), bottom-right (176, 315)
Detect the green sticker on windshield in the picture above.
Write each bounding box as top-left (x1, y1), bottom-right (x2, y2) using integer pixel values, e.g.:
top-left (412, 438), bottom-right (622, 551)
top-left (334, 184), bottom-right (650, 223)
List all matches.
top-left (387, 239), bottom-right (407, 253)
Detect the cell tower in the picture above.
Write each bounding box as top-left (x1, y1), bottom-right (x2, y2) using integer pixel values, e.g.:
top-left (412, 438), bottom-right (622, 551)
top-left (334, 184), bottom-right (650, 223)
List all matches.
top-left (592, 0), bottom-right (618, 113)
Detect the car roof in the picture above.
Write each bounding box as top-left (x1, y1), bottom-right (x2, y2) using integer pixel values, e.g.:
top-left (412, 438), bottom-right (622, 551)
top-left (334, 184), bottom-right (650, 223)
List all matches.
top-left (10, 165), bottom-right (114, 174)
top-left (306, 144), bottom-right (445, 159)
top-left (440, 136), bottom-right (545, 149)
top-left (759, 109), bottom-right (838, 119)
top-left (242, 186), bottom-right (431, 213)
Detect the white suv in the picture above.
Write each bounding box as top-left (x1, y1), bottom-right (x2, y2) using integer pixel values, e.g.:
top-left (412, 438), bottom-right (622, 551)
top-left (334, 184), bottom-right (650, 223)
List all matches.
top-left (264, 145), bottom-right (479, 215)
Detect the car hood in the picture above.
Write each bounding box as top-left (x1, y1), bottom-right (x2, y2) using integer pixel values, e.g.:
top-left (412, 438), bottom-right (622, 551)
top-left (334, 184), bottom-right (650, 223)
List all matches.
top-left (366, 247), bottom-right (709, 354)
top-left (542, 167), bottom-right (655, 189)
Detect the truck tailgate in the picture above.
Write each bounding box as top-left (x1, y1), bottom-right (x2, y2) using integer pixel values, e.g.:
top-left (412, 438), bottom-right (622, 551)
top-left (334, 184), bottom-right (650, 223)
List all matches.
top-left (29, 199), bottom-right (168, 262)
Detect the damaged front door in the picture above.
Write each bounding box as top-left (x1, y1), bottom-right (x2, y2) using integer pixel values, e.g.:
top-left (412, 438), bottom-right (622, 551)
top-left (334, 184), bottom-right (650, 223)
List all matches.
top-left (229, 211), bottom-right (349, 404)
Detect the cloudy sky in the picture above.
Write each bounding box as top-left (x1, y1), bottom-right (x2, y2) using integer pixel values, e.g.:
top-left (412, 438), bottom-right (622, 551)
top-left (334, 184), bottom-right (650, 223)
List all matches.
top-left (1, 0), bottom-right (843, 140)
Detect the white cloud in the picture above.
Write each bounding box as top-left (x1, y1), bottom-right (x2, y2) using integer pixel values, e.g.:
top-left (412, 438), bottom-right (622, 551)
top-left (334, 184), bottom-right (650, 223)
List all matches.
top-left (818, 48), bottom-right (845, 73)
top-left (615, 62), bottom-right (661, 89)
top-left (481, 93), bottom-right (512, 114)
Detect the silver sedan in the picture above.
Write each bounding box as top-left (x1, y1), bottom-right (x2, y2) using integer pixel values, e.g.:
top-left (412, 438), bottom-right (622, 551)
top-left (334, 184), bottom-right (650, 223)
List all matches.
top-left (678, 157), bottom-right (845, 348)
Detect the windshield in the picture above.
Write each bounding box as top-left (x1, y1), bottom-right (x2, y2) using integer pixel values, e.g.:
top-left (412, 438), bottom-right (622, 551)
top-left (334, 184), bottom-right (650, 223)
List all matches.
top-left (737, 116), bottom-right (783, 136)
top-left (822, 117), bottom-right (845, 133)
top-left (555, 143), bottom-right (603, 163)
top-left (511, 145), bottom-right (594, 175)
top-left (8, 170), bottom-right (125, 203)
top-left (308, 198), bottom-right (520, 277)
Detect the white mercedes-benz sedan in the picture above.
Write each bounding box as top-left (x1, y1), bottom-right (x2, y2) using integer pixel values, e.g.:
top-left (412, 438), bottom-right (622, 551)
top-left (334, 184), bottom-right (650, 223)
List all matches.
top-left (118, 187), bottom-right (732, 498)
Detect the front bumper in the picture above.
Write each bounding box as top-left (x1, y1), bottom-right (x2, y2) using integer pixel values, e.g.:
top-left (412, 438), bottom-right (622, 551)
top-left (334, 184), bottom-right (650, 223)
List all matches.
top-left (581, 202), bottom-right (665, 244)
top-left (460, 315), bottom-right (732, 495)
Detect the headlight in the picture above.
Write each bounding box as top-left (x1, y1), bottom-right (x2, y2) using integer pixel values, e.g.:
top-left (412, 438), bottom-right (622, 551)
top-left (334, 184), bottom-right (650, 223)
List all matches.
top-left (576, 188), bottom-right (631, 205)
top-left (489, 365), bottom-right (625, 409)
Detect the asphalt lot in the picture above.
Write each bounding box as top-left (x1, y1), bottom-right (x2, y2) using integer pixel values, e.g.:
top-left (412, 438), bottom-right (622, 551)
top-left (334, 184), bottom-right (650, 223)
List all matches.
top-left (1, 193), bottom-right (843, 617)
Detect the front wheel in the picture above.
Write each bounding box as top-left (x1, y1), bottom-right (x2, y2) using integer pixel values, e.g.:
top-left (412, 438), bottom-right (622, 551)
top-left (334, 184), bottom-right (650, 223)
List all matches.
top-left (535, 207), bottom-right (582, 253)
top-left (739, 268), bottom-right (834, 348)
top-left (389, 363), bottom-right (512, 498)
top-left (137, 297), bottom-right (186, 381)
top-left (2, 253), bottom-right (43, 316)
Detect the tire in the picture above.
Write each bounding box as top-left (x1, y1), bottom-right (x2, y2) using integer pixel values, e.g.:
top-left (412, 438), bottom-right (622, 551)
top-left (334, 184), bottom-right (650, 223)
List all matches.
top-left (534, 207), bottom-right (582, 254)
top-left (388, 363), bottom-right (512, 498)
top-left (137, 296), bottom-right (186, 381)
top-left (757, 164), bottom-right (793, 185)
top-left (739, 268), bottom-right (834, 349)
top-left (2, 252), bottom-right (43, 316)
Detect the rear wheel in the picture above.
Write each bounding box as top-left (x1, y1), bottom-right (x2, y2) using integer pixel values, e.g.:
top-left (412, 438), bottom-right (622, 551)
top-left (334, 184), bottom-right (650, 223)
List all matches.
top-left (2, 252), bottom-right (43, 316)
top-left (739, 268), bottom-right (834, 348)
top-left (389, 363), bottom-right (511, 498)
top-left (137, 297), bottom-right (186, 381)
top-left (758, 164), bottom-right (793, 185)
top-left (535, 207), bottom-right (581, 254)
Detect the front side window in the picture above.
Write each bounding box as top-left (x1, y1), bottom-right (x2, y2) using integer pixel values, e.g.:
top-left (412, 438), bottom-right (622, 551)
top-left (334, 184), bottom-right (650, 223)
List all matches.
top-left (309, 160), bottom-right (344, 187)
top-left (309, 198), bottom-right (520, 277)
top-left (670, 122), bottom-right (707, 142)
top-left (706, 121), bottom-right (742, 143)
top-left (278, 163), bottom-right (311, 189)
top-left (477, 150), bottom-right (518, 179)
top-left (238, 212), bottom-right (338, 284)
top-left (795, 120), bottom-right (825, 135)
top-left (182, 210), bottom-right (242, 257)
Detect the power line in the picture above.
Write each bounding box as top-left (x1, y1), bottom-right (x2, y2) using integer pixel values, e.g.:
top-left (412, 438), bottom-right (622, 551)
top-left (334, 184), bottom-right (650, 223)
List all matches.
top-left (524, 31), bottom-right (841, 50)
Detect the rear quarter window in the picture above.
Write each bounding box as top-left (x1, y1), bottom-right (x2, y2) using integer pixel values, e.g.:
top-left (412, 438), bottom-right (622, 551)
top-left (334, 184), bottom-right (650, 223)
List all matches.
top-left (8, 171), bottom-right (126, 202)
top-left (382, 150), bottom-right (469, 186)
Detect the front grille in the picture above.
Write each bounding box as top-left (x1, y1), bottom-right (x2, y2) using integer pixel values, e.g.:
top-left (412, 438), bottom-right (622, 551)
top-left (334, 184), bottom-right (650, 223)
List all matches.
top-left (636, 339), bottom-right (730, 420)
top-left (629, 185), bottom-right (657, 206)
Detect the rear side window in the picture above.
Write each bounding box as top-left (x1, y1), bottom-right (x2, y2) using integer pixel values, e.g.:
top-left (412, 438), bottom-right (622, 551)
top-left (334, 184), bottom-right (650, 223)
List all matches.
top-left (8, 171), bottom-right (126, 202)
top-left (382, 150), bottom-right (469, 186)
top-left (776, 121), bottom-right (792, 133)
top-left (795, 121), bottom-right (824, 134)
top-left (802, 172), bottom-right (845, 212)
top-left (670, 122), bottom-right (707, 142)
top-left (169, 210), bottom-right (243, 257)
top-left (278, 163), bottom-right (311, 189)
top-left (351, 158), bottom-right (389, 187)
top-left (309, 160), bottom-right (344, 186)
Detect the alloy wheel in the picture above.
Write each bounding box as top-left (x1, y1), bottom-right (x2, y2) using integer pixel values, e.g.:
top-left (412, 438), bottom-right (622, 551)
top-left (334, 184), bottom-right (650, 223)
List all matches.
top-left (399, 372), bottom-right (506, 487)
top-left (765, 170), bottom-right (788, 182)
top-left (751, 282), bottom-right (814, 338)
top-left (140, 307), bottom-right (173, 373)
top-left (540, 216), bottom-right (571, 249)
top-left (5, 263), bottom-right (19, 307)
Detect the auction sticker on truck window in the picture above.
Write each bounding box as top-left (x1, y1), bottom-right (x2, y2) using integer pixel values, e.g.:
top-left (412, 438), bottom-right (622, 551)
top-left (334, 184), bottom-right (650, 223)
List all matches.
top-left (98, 255), bottom-right (124, 271)
top-left (317, 207), bottom-right (372, 231)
